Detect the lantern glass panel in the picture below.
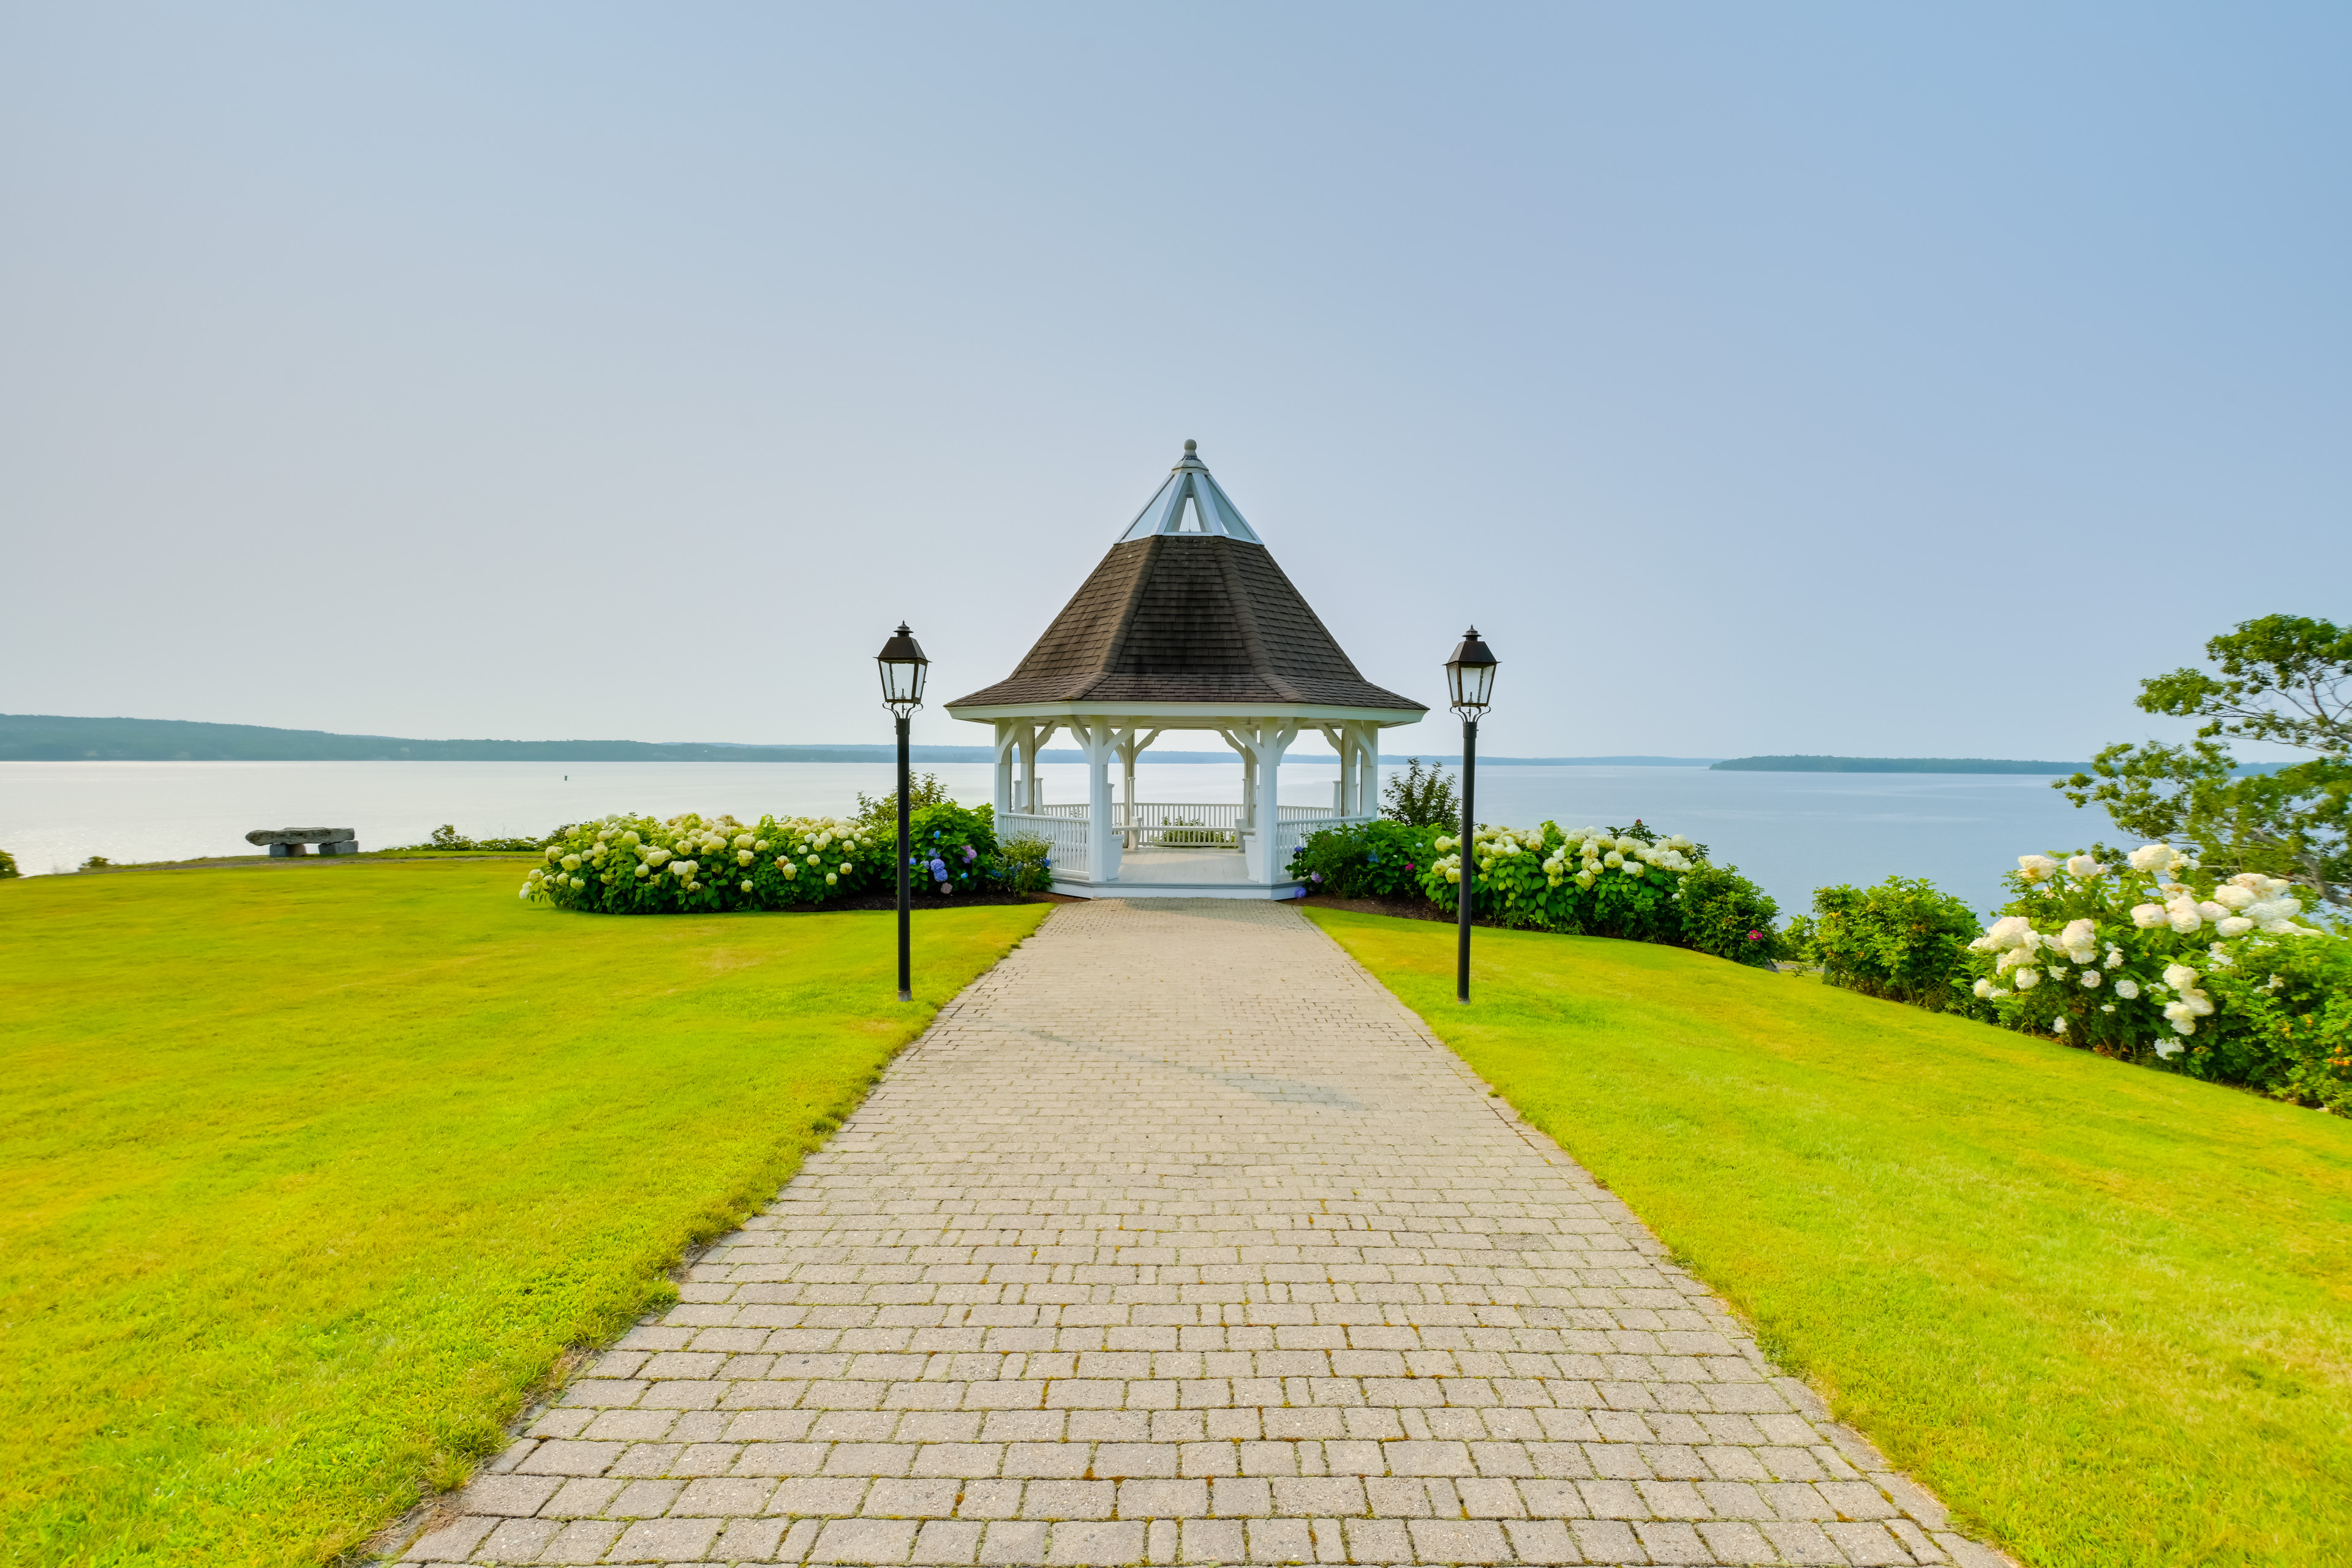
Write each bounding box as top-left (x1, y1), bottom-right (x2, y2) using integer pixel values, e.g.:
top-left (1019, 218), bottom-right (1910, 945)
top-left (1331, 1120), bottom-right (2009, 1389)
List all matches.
top-left (875, 625), bottom-right (930, 708)
top-left (1449, 657), bottom-right (1495, 710)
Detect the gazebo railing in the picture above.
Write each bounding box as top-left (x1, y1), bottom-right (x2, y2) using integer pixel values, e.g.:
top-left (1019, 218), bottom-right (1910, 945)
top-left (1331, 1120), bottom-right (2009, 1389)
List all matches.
top-left (998, 811), bottom-right (1088, 865)
top-left (998, 803), bottom-right (1378, 875)
top-left (1122, 801), bottom-right (1243, 846)
top-left (1270, 809), bottom-right (1379, 861)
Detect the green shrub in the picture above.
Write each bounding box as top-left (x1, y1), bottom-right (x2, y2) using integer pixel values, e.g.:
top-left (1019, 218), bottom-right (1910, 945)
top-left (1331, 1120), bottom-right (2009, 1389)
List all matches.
top-left (1155, 816), bottom-right (1235, 846)
top-left (386, 824), bottom-right (564, 853)
top-left (0, 846), bottom-right (19, 879)
top-left (1675, 862), bottom-right (1783, 967)
top-left (1381, 758), bottom-right (1460, 827)
top-left (1811, 876), bottom-right (1984, 1010)
top-left (901, 801), bottom-right (999, 897)
top-left (80, 856), bottom-right (111, 872)
top-left (2204, 935), bottom-right (2352, 1112)
top-left (998, 834), bottom-right (1054, 894)
top-left (1295, 816), bottom-right (1772, 963)
top-left (1779, 913), bottom-right (1819, 963)
top-left (1290, 820), bottom-right (1443, 899)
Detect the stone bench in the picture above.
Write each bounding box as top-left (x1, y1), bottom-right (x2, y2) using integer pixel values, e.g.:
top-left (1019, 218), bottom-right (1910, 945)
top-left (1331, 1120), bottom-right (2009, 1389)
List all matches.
top-left (246, 827), bottom-right (360, 857)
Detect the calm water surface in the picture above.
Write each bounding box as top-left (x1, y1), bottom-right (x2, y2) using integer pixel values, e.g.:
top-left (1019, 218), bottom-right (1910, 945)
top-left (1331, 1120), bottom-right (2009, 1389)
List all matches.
top-left (0, 760), bottom-right (2116, 915)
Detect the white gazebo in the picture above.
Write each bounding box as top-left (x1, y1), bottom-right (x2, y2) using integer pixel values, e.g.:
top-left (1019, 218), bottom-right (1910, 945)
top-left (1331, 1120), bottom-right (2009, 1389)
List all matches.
top-left (946, 441), bottom-right (1427, 898)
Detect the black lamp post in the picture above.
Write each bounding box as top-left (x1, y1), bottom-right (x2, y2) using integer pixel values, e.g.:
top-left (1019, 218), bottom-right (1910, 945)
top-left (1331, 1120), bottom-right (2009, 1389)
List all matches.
top-left (1444, 627), bottom-right (1498, 1005)
top-left (876, 624), bottom-right (929, 1001)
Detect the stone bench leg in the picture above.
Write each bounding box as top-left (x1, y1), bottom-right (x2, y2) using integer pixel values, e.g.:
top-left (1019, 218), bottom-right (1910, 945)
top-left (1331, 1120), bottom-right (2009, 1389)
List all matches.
top-left (317, 840), bottom-right (360, 856)
top-left (268, 843), bottom-right (307, 857)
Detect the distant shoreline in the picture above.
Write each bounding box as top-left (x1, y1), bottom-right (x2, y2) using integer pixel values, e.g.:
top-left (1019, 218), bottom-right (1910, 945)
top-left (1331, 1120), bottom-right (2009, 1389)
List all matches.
top-left (1712, 755), bottom-right (2089, 775)
top-left (23, 717), bottom-right (2263, 778)
top-left (0, 714), bottom-right (1719, 766)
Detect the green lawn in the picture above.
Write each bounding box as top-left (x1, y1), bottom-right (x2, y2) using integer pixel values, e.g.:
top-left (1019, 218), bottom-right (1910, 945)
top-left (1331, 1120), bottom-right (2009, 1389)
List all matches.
top-left (0, 860), bottom-right (1046, 1567)
top-left (1308, 908), bottom-right (2352, 1568)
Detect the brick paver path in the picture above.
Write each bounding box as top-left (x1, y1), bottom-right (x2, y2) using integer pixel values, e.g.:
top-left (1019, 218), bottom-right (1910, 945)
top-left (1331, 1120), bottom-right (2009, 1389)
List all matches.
top-left (393, 900), bottom-right (2003, 1567)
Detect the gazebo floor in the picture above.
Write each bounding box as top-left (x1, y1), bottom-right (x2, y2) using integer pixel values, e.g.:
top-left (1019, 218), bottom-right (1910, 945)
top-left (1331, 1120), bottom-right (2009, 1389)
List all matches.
top-left (1051, 843), bottom-right (1300, 900)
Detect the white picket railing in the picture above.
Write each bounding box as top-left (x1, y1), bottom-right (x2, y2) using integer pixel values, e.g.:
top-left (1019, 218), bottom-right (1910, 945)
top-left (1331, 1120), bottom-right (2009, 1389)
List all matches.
top-left (1122, 801), bottom-right (1243, 846)
top-left (997, 811), bottom-right (1088, 867)
top-left (998, 802), bottom-right (1373, 877)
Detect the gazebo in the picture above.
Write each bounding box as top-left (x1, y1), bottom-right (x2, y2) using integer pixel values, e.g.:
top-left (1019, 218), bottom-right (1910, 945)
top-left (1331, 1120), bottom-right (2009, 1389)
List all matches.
top-left (946, 441), bottom-right (1427, 898)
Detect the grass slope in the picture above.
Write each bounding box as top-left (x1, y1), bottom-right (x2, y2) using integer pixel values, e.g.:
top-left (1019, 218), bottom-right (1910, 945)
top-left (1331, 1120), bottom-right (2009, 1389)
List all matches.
top-left (0, 860), bottom-right (1045, 1567)
top-left (1308, 908), bottom-right (2352, 1568)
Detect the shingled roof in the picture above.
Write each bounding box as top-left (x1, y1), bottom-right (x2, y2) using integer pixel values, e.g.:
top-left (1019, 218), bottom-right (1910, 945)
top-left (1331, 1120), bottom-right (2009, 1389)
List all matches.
top-left (946, 444), bottom-right (1425, 715)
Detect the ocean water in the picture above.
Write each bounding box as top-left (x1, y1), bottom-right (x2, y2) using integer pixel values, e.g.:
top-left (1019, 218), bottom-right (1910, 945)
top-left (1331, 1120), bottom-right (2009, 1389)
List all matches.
top-left (0, 760), bottom-right (2116, 916)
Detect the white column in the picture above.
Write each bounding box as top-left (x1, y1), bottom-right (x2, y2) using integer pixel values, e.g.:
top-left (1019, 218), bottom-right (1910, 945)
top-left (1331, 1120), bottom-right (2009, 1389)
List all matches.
top-left (1257, 727), bottom-right (1288, 882)
top-left (1080, 723), bottom-right (1121, 884)
top-left (993, 723), bottom-right (1015, 819)
top-left (1116, 730), bottom-right (1140, 848)
top-left (1317, 725), bottom-right (1348, 817)
top-left (1219, 725), bottom-right (1257, 873)
top-left (1219, 722), bottom-right (1298, 883)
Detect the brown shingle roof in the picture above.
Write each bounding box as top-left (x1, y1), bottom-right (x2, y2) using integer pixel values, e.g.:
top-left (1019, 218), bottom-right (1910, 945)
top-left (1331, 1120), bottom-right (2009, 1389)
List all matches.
top-left (946, 535), bottom-right (1425, 713)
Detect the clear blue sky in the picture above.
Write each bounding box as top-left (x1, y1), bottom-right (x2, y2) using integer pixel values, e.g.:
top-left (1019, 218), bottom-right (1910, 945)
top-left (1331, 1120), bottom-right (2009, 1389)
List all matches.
top-left (3, 3), bottom-right (2344, 760)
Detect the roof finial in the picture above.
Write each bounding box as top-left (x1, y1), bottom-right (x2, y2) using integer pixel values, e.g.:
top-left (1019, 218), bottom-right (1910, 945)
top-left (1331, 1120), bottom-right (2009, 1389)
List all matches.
top-left (1184, 439), bottom-right (1197, 453)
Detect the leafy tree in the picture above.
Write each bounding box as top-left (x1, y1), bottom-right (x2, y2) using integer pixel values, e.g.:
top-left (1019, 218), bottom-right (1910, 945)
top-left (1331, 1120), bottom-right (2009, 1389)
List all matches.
top-left (2058, 614), bottom-right (2349, 908)
top-left (1381, 758), bottom-right (1461, 827)
top-left (856, 771), bottom-right (957, 827)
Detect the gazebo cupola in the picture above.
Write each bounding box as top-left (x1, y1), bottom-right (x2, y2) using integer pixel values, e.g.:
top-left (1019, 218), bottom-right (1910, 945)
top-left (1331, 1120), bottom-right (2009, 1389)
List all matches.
top-left (946, 440), bottom-right (1426, 898)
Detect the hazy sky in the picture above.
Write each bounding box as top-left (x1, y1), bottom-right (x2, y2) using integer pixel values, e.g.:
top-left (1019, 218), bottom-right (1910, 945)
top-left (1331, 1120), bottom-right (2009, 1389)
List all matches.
top-left (4, 3), bottom-right (2345, 761)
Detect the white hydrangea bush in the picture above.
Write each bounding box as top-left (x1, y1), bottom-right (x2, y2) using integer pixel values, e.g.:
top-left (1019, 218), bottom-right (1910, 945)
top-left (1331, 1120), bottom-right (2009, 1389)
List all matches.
top-left (522, 812), bottom-right (886, 913)
top-left (1411, 819), bottom-right (1783, 963)
top-left (1962, 842), bottom-right (2327, 1062)
top-left (1428, 824), bottom-right (1698, 891)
